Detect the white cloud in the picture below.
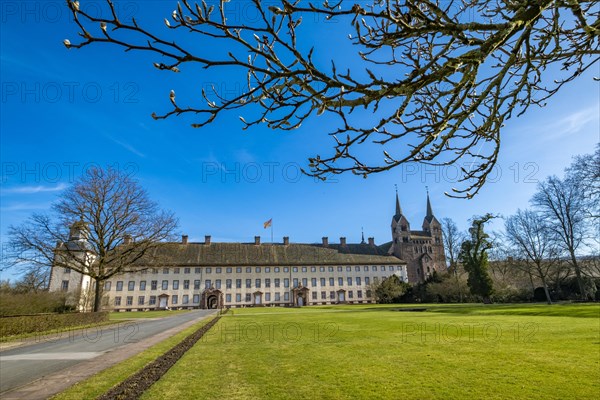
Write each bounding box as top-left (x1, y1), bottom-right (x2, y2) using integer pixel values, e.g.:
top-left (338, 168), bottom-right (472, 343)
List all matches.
top-left (0, 202), bottom-right (52, 212)
top-left (109, 137), bottom-right (147, 158)
top-left (2, 183), bottom-right (67, 195)
top-left (540, 104), bottom-right (599, 140)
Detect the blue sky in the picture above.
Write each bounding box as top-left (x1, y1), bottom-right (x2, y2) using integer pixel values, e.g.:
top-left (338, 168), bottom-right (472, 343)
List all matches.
top-left (1, 1), bottom-right (599, 280)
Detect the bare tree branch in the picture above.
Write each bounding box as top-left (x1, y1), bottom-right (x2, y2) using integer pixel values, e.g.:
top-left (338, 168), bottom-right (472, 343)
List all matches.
top-left (64, 0), bottom-right (599, 197)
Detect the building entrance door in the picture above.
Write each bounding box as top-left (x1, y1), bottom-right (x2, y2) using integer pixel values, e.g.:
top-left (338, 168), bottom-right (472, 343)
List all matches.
top-left (159, 297), bottom-right (168, 308)
top-left (254, 293), bottom-right (262, 305)
top-left (338, 292), bottom-right (345, 302)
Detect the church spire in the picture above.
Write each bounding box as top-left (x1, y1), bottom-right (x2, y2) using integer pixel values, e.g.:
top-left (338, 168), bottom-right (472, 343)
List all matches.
top-left (426, 186), bottom-right (433, 220)
top-left (394, 184), bottom-right (402, 220)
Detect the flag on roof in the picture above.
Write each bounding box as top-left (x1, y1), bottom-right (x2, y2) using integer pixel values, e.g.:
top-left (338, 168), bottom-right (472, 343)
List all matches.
top-left (263, 218), bottom-right (272, 229)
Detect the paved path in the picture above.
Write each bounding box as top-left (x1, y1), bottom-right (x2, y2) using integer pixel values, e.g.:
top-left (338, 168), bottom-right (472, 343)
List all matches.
top-left (0, 310), bottom-right (216, 399)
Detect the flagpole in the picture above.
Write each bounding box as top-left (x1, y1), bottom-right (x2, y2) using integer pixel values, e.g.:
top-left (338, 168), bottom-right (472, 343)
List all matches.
top-left (271, 221), bottom-right (273, 244)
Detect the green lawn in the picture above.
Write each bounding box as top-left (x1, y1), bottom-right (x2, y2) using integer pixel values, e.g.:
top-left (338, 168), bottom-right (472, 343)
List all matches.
top-left (140, 303), bottom-right (600, 400)
top-left (52, 316), bottom-right (214, 400)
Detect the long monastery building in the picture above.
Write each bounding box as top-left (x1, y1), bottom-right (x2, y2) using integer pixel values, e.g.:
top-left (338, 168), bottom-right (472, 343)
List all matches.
top-left (49, 192), bottom-right (446, 310)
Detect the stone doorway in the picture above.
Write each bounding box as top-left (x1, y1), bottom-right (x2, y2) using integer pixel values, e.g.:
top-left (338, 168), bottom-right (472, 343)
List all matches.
top-left (292, 286), bottom-right (309, 307)
top-left (201, 288), bottom-right (223, 309)
top-left (253, 291), bottom-right (263, 306)
top-left (158, 294), bottom-right (169, 309)
top-left (207, 295), bottom-right (218, 309)
top-left (337, 289), bottom-right (346, 303)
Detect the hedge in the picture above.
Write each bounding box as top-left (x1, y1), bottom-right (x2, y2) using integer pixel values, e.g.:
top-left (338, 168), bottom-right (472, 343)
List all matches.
top-left (0, 312), bottom-right (109, 337)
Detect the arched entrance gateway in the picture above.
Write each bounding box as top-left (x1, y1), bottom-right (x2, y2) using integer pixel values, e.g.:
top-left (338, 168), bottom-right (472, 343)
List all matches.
top-left (201, 288), bottom-right (224, 309)
top-left (292, 286), bottom-right (310, 307)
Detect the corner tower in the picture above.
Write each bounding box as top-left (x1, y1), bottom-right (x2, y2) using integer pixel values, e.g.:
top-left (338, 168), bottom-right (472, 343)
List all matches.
top-left (391, 187), bottom-right (411, 260)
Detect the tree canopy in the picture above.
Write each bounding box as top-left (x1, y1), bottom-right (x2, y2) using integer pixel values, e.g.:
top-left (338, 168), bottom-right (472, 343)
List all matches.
top-left (8, 167), bottom-right (179, 311)
top-left (64, 0), bottom-right (599, 197)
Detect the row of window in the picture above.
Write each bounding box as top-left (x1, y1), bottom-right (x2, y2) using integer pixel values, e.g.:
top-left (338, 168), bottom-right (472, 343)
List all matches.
top-left (114, 294), bottom-right (200, 306)
top-left (123, 265), bottom-right (402, 275)
top-left (415, 246), bottom-right (433, 254)
top-left (113, 290), bottom-right (372, 307)
top-left (106, 275), bottom-right (399, 292)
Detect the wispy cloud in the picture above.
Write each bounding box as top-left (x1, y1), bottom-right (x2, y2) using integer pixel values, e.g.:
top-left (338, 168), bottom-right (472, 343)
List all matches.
top-left (2, 183), bottom-right (68, 195)
top-left (0, 202), bottom-right (52, 212)
top-left (109, 137), bottom-right (146, 158)
top-left (540, 104), bottom-right (599, 139)
top-left (234, 149), bottom-right (256, 163)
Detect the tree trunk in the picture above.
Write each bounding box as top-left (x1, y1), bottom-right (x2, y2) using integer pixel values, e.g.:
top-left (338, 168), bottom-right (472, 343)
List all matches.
top-left (93, 277), bottom-right (103, 312)
top-left (540, 276), bottom-right (552, 305)
top-left (569, 250), bottom-right (586, 300)
top-left (454, 265), bottom-right (463, 303)
top-left (528, 270), bottom-right (535, 300)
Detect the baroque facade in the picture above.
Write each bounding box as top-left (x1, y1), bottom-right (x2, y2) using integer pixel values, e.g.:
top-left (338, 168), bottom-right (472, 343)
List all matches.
top-left (49, 192), bottom-right (446, 310)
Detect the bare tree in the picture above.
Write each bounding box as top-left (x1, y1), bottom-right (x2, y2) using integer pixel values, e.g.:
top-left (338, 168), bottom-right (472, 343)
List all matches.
top-left (567, 144), bottom-right (600, 217)
top-left (441, 217), bottom-right (465, 301)
top-left (8, 167), bottom-right (179, 312)
top-left (63, 0), bottom-right (599, 197)
top-left (531, 176), bottom-right (590, 299)
top-left (504, 209), bottom-right (558, 304)
top-left (13, 270), bottom-right (49, 293)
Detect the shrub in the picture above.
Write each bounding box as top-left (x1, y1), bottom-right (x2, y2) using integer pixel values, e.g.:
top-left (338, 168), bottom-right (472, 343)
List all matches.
top-left (0, 312), bottom-right (109, 337)
top-left (491, 283), bottom-right (530, 303)
top-left (0, 291), bottom-right (72, 316)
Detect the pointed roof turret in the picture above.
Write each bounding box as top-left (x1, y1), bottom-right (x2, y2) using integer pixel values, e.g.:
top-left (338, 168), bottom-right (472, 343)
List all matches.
top-left (69, 218), bottom-right (89, 241)
top-left (394, 185), bottom-right (403, 222)
top-left (426, 188), bottom-right (433, 221)
top-left (360, 227), bottom-right (366, 244)
top-left (423, 187), bottom-right (438, 225)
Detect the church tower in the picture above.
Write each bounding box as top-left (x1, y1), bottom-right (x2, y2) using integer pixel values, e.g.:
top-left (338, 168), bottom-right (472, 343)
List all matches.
top-left (390, 187), bottom-right (411, 260)
top-left (389, 188), bottom-right (447, 283)
top-left (422, 190), bottom-right (441, 240)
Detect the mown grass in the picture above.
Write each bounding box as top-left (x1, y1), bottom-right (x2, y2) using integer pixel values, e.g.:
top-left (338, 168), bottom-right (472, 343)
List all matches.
top-left (109, 310), bottom-right (191, 320)
top-left (142, 303), bottom-right (600, 400)
top-left (51, 316), bottom-right (214, 400)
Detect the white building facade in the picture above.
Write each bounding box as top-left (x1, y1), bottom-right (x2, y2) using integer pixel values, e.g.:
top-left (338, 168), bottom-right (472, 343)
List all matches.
top-left (49, 234), bottom-right (407, 311)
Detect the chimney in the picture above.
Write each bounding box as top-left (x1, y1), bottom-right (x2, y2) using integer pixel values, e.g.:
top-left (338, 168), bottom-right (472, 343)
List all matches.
top-left (255, 236), bottom-right (261, 245)
top-left (368, 237), bottom-right (375, 247)
top-left (322, 237), bottom-right (328, 247)
top-left (182, 235), bottom-right (188, 245)
top-left (205, 235), bottom-right (211, 245)
top-left (340, 237), bottom-right (347, 247)
top-left (283, 236), bottom-right (289, 245)
top-left (123, 234), bottom-right (132, 245)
